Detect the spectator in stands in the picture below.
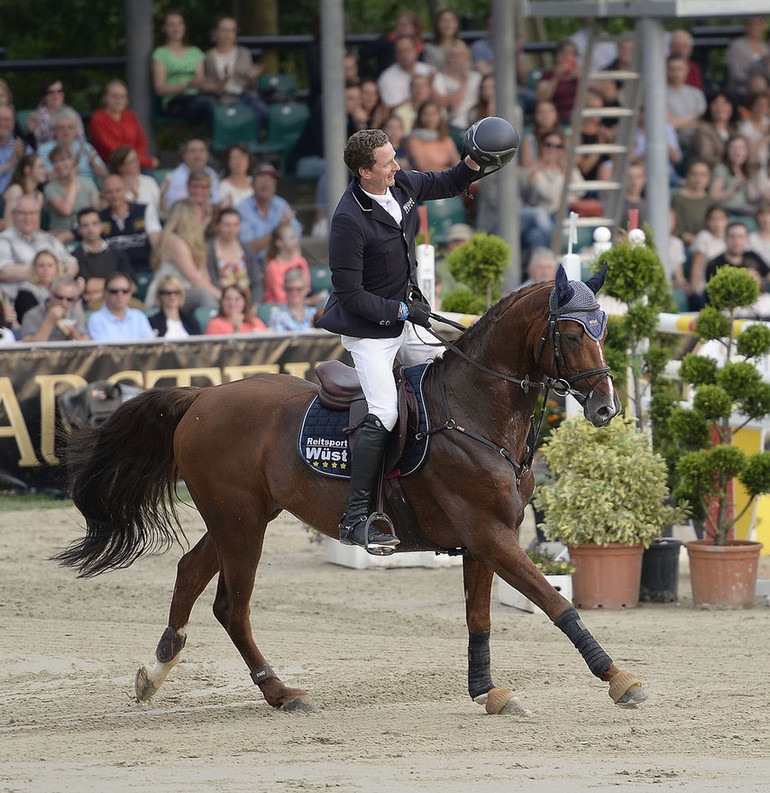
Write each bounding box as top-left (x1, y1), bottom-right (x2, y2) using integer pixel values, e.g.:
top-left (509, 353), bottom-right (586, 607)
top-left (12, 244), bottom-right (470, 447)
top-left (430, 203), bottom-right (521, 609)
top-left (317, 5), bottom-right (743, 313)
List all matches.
top-left (520, 100), bottom-right (560, 169)
top-left (381, 114), bottom-right (409, 170)
top-left (471, 73), bottom-right (496, 124)
top-left (688, 204), bottom-right (728, 306)
top-left (270, 270), bottom-right (316, 332)
top-left (726, 18), bottom-right (768, 104)
top-left (2, 154), bottom-right (47, 232)
top-left (749, 202), bottom-right (770, 264)
top-left (346, 83), bottom-right (371, 135)
top-left (633, 104), bottom-right (682, 187)
top-left (519, 247), bottom-right (557, 290)
top-left (147, 198), bottom-right (219, 312)
top-left (219, 143), bottom-right (254, 208)
top-left (160, 138), bottom-right (220, 214)
top-left (432, 40), bottom-right (482, 137)
top-left (536, 40), bottom-right (581, 125)
top-left (0, 105), bottom-right (32, 197)
top-left (0, 195), bottom-right (77, 300)
top-left (619, 162), bottom-right (648, 233)
top-left (671, 158), bottom-right (712, 247)
top-left (262, 221), bottom-right (311, 304)
top-left (668, 29), bottom-right (703, 90)
top-left (237, 163), bottom-right (302, 267)
top-left (360, 79), bottom-right (389, 130)
top-left (186, 168), bottom-right (217, 236)
top-left (202, 15), bottom-right (269, 140)
top-left (14, 249), bottom-right (62, 323)
top-left (470, 11), bottom-right (494, 76)
top-left (21, 275), bottom-right (88, 342)
top-left (705, 220), bottom-right (769, 285)
top-left (405, 99), bottom-right (460, 173)
top-left (736, 91), bottom-right (770, 169)
top-left (570, 17), bottom-right (617, 73)
top-left (206, 207), bottom-right (262, 300)
top-left (43, 145), bottom-right (100, 241)
top-left (603, 33), bottom-right (635, 103)
top-left (691, 92), bottom-right (739, 167)
top-left (358, 10), bottom-right (424, 80)
top-left (108, 146), bottom-right (161, 212)
top-left (38, 108), bottom-right (107, 182)
top-left (152, 9), bottom-right (215, 131)
top-left (709, 135), bottom-right (756, 217)
top-left (575, 91), bottom-right (614, 183)
top-left (393, 73), bottom-right (433, 135)
top-left (87, 271), bottom-right (153, 341)
top-left (148, 274), bottom-right (200, 338)
top-left (0, 290), bottom-right (20, 343)
top-left (89, 80), bottom-right (159, 170)
top-left (378, 35), bottom-right (434, 111)
top-left (73, 207), bottom-right (135, 309)
top-left (519, 130), bottom-right (583, 252)
top-left (99, 174), bottom-right (161, 273)
top-left (26, 79), bottom-right (85, 149)
top-left (424, 8), bottom-right (462, 72)
top-left (205, 283), bottom-right (265, 335)
top-left (668, 209), bottom-right (687, 291)
top-left (666, 53), bottom-right (707, 151)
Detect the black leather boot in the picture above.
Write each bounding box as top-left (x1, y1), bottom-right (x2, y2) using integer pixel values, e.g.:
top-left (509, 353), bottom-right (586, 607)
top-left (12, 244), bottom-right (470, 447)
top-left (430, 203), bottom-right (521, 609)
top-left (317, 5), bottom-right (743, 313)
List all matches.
top-left (339, 414), bottom-right (400, 553)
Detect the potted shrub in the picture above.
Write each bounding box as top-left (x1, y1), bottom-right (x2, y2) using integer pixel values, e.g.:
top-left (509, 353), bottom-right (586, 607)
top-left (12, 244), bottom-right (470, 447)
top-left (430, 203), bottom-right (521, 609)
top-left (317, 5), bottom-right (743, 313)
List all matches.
top-left (669, 266), bottom-right (770, 606)
top-left (498, 547), bottom-right (575, 614)
top-left (533, 415), bottom-right (680, 609)
top-left (441, 231), bottom-right (509, 312)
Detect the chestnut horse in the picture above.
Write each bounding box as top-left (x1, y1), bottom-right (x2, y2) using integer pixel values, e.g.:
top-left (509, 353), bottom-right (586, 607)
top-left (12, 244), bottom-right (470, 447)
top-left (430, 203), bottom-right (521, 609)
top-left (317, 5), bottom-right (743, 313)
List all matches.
top-left (55, 266), bottom-right (648, 714)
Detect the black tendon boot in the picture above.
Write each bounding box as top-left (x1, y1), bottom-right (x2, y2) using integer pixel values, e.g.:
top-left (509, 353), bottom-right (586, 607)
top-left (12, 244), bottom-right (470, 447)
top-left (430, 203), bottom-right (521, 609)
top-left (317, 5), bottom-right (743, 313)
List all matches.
top-left (339, 414), bottom-right (400, 553)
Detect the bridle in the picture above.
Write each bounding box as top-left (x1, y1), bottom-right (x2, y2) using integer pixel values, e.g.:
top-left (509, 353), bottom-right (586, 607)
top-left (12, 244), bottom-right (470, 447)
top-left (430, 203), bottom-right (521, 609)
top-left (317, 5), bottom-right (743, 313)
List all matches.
top-left (418, 293), bottom-right (614, 484)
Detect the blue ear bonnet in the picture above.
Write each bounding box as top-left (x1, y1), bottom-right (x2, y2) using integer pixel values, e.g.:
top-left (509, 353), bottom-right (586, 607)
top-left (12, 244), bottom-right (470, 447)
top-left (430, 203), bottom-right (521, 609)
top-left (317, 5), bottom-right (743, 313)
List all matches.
top-left (549, 280), bottom-right (608, 340)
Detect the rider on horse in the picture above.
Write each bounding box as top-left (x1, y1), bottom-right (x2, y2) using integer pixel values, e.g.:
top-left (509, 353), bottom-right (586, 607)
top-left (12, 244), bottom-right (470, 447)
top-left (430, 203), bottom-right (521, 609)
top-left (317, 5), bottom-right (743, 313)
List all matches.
top-left (316, 119), bottom-right (519, 552)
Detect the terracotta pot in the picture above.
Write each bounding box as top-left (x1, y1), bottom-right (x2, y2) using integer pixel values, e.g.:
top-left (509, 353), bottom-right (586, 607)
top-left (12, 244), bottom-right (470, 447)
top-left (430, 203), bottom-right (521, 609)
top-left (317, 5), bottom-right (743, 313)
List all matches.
top-left (684, 539), bottom-right (764, 607)
top-left (568, 543), bottom-right (644, 609)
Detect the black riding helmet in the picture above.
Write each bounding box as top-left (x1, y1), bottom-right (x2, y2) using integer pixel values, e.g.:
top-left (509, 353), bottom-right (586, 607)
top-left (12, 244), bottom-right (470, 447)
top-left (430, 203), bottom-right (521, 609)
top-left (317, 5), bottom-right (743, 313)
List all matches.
top-left (462, 116), bottom-right (520, 181)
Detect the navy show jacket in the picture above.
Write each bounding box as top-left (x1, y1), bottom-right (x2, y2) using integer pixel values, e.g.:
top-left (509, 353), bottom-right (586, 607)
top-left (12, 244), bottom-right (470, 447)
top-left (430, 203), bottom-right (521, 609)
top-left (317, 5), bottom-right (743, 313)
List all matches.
top-left (316, 160), bottom-right (476, 339)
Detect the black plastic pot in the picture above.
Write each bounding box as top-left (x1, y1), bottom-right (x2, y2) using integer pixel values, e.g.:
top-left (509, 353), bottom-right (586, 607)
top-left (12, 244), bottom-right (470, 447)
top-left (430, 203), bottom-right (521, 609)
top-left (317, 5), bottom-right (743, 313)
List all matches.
top-left (639, 538), bottom-right (682, 603)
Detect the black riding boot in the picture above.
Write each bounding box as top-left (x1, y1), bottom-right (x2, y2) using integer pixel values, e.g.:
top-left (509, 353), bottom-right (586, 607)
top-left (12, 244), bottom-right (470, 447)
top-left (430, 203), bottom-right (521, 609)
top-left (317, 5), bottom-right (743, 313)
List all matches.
top-left (339, 414), bottom-right (400, 552)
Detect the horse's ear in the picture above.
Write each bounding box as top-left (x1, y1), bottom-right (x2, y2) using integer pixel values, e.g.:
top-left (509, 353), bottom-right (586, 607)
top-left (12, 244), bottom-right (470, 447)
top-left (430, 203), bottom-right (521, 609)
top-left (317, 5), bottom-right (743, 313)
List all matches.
top-left (586, 262), bottom-right (609, 295)
top-left (554, 264), bottom-right (574, 307)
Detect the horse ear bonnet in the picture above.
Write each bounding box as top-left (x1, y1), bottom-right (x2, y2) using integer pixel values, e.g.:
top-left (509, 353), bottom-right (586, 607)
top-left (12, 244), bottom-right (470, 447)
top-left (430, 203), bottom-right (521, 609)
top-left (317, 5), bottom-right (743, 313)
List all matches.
top-left (462, 116), bottom-right (520, 170)
top-left (549, 266), bottom-right (608, 341)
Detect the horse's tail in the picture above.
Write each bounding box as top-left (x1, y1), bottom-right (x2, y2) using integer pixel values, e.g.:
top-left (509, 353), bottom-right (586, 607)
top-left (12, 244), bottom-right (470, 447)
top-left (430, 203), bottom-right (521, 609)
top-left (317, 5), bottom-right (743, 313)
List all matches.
top-left (53, 387), bottom-right (202, 578)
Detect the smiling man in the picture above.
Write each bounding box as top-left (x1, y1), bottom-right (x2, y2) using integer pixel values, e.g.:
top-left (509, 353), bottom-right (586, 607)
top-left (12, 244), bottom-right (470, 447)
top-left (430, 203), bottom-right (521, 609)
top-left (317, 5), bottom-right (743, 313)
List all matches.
top-left (316, 127), bottom-right (485, 552)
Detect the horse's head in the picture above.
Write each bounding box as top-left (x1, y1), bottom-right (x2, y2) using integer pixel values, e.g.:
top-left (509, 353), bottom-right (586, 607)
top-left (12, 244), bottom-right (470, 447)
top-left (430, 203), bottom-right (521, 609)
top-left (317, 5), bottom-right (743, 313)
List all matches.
top-left (538, 264), bottom-right (619, 427)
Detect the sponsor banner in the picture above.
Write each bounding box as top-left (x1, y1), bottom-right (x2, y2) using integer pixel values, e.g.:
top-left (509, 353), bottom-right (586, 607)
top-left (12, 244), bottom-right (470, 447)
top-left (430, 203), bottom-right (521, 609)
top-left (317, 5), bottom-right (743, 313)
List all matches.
top-left (0, 331), bottom-right (346, 486)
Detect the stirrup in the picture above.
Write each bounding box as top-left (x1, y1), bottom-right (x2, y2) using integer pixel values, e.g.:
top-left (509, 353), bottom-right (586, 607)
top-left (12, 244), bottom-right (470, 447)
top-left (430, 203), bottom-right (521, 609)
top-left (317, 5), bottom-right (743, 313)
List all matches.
top-left (363, 512), bottom-right (399, 556)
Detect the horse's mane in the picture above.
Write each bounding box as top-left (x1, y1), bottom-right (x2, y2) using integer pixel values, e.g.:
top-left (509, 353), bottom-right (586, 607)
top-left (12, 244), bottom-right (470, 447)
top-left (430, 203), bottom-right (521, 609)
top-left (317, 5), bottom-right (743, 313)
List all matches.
top-left (453, 280), bottom-right (553, 358)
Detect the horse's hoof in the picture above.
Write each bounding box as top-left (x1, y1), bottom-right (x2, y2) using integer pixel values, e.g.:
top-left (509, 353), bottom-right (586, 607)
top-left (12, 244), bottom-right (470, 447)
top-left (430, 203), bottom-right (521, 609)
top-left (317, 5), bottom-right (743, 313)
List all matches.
top-left (281, 695), bottom-right (318, 713)
top-left (609, 669), bottom-right (648, 708)
top-left (134, 665), bottom-right (158, 702)
top-left (483, 687), bottom-right (531, 716)
top-left (616, 684), bottom-right (648, 709)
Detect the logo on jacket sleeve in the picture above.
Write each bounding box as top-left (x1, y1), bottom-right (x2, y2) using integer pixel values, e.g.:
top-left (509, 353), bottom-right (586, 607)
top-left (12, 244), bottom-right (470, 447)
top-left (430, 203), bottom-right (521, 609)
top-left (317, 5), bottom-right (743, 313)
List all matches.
top-left (402, 198), bottom-right (415, 215)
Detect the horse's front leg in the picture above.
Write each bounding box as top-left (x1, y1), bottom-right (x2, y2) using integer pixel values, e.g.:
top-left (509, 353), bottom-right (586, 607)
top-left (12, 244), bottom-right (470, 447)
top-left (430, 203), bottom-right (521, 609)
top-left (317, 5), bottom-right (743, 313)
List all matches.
top-left (463, 556), bottom-right (530, 716)
top-left (478, 535), bottom-right (648, 710)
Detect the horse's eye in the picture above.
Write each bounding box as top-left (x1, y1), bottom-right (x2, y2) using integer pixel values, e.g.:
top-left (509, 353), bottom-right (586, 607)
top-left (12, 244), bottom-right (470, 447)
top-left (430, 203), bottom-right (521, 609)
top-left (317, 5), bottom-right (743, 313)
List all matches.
top-left (565, 332), bottom-right (581, 344)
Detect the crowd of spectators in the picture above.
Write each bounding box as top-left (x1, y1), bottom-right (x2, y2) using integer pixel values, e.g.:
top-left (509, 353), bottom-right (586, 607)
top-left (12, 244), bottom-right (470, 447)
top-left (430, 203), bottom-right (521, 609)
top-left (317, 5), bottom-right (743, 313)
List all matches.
top-left (4, 10), bottom-right (770, 344)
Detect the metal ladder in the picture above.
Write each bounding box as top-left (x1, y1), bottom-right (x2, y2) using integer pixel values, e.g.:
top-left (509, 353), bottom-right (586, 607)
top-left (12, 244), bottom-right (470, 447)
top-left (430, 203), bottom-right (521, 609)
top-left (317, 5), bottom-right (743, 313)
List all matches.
top-left (552, 21), bottom-right (644, 253)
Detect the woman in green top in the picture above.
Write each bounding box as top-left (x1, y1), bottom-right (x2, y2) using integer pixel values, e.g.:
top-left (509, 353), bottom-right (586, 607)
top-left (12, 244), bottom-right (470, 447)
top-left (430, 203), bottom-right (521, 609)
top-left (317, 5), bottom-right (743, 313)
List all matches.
top-left (152, 10), bottom-right (215, 131)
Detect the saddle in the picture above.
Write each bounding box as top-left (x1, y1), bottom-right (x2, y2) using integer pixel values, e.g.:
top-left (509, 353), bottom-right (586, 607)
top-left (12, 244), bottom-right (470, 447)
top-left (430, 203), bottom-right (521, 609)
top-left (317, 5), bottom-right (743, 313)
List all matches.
top-left (316, 359), bottom-right (420, 472)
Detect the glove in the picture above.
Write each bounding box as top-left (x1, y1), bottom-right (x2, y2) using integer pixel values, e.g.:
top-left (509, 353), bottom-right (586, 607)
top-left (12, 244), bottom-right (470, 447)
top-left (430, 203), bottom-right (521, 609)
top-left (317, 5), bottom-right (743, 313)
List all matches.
top-left (406, 298), bottom-right (431, 328)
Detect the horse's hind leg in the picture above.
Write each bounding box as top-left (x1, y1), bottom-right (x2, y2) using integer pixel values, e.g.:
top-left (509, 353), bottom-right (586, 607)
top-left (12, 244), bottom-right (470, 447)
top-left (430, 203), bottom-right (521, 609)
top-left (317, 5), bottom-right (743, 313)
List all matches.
top-left (463, 556), bottom-right (530, 716)
top-left (212, 526), bottom-right (317, 713)
top-left (135, 533), bottom-right (219, 702)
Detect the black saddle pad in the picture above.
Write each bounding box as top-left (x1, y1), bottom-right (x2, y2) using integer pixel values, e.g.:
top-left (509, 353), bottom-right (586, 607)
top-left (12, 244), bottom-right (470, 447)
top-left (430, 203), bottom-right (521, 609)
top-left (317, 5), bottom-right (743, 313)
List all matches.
top-left (297, 363), bottom-right (432, 480)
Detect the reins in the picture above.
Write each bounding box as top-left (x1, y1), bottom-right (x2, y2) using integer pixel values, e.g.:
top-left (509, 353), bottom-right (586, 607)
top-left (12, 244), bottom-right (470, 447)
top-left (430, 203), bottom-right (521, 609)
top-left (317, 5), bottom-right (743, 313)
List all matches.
top-left (417, 303), bottom-right (613, 484)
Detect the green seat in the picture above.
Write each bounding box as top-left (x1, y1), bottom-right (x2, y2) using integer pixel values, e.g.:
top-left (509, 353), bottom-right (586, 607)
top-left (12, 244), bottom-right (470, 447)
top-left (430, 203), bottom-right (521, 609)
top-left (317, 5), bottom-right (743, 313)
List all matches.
top-left (194, 305), bottom-right (218, 331)
top-left (150, 168), bottom-right (172, 186)
top-left (15, 108), bottom-right (34, 133)
top-left (134, 271), bottom-right (153, 303)
top-left (211, 104), bottom-right (259, 153)
top-left (256, 302), bottom-right (285, 326)
top-left (424, 196), bottom-right (466, 245)
top-left (251, 102), bottom-right (310, 174)
top-left (258, 73), bottom-right (297, 102)
top-left (309, 265), bottom-right (333, 294)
